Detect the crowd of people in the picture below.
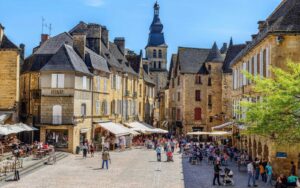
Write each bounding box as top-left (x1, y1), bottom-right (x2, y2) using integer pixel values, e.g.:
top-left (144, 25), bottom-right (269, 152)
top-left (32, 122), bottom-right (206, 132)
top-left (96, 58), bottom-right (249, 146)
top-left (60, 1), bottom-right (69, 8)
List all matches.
top-left (177, 137), bottom-right (300, 188)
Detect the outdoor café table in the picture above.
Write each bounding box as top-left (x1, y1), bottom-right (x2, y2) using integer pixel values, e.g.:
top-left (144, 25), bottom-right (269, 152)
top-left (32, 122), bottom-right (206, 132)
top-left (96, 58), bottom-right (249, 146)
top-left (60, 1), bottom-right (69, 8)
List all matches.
top-left (36, 151), bottom-right (45, 159)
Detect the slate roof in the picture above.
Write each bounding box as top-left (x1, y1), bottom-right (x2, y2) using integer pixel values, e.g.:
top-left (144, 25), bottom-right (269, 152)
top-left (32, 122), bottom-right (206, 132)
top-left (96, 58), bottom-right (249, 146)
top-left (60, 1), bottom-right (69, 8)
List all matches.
top-left (231, 0), bottom-right (300, 66)
top-left (85, 48), bottom-right (110, 73)
top-left (34, 32), bottom-right (73, 55)
top-left (0, 35), bottom-right (19, 49)
top-left (109, 42), bottom-right (137, 76)
top-left (144, 71), bottom-right (155, 85)
top-left (205, 42), bottom-right (224, 62)
top-left (177, 47), bottom-right (210, 74)
top-left (147, 2), bottom-right (166, 47)
top-left (222, 44), bottom-right (246, 73)
top-left (168, 54), bottom-right (177, 81)
top-left (41, 44), bottom-right (92, 75)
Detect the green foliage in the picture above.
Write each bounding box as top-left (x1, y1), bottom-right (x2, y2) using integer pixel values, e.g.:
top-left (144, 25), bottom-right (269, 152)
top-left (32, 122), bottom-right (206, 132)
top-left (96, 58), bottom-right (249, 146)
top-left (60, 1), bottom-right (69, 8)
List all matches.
top-left (240, 60), bottom-right (300, 144)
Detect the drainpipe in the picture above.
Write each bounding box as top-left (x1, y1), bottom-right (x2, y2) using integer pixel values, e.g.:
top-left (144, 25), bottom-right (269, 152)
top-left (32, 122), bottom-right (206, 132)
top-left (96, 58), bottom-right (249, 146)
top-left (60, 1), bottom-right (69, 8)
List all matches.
top-left (91, 75), bottom-right (94, 141)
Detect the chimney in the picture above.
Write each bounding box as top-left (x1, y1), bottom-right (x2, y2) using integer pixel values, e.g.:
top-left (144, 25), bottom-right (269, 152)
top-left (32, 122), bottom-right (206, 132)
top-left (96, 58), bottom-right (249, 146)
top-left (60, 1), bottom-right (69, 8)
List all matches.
top-left (0, 24), bottom-right (4, 44)
top-left (19, 43), bottom-right (25, 59)
top-left (73, 33), bottom-right (86, 59)
top-left (101, 26), bottom-right (109, 49)
top-left (40, 34), bottom-right (49, 44)
top-left (114, 37), bottom-right (125, 55)
top-left (258, 21), bottom-right (266, 32)
top-left (251, 34), bottom-right (258, 40)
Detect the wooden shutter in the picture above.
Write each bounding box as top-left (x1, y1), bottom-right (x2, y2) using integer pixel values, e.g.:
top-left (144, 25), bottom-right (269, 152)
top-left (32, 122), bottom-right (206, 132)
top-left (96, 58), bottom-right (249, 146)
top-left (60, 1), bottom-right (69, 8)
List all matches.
top-left (57, 74), bottom-right (64, 88)
top-left (194, 108), bottom-right (202, 120)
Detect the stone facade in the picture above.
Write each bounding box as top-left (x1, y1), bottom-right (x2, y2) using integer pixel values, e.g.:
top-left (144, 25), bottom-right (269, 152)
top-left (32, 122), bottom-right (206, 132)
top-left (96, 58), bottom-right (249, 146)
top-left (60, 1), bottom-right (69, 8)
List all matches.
top-left (0, 24), bottom-right (21, 124)
top-left (167, 45), bottom-right (227, 135)
top-left (231, 0), bottom-right (300, 176)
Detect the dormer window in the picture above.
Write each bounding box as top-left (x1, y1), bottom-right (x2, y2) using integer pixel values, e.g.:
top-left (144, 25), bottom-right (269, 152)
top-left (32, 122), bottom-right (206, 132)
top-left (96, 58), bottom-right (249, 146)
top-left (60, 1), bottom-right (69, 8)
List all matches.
top-left (158, 50), bottom-right (162, 58)
top-left (105, 53), bottom-right (110, 59)
top-left (118, 59), bottom-right (122, 64)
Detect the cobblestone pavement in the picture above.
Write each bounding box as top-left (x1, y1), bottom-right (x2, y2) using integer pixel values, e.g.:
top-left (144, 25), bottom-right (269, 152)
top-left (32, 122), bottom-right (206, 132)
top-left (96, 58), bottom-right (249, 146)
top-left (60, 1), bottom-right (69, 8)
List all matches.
top-left (1, 148), bottom-right (184, 188)
top-left (2, 148), bottom-right (274, 188)
top-left (182, 156), bottom-right (272, 188)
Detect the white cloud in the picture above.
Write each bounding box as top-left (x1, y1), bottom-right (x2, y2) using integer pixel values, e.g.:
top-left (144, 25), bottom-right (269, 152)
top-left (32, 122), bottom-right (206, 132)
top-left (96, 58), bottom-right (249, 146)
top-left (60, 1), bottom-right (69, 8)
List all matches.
top-left (83, 0), bottom-right (105, 7)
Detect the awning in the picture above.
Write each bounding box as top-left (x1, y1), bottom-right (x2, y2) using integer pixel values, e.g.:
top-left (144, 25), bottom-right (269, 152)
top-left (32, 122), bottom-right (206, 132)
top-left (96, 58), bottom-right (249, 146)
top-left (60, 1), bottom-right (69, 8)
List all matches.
top-left (125, 122), bottom-right (154, 133)
top-left (80, 128), bottom-right (90, 134)
top-left (187, 131), bottom-right (232, 136)
top-left (0, 113), bottom-right (12, 125)
top-left (16, 123), bottom-right (39, 131)
top-left (96, 122), bottom-right (131, 137)
top-left (187, 131), bottom-right (210, 136)
top-left (212, 122), bottom-right (234, 130)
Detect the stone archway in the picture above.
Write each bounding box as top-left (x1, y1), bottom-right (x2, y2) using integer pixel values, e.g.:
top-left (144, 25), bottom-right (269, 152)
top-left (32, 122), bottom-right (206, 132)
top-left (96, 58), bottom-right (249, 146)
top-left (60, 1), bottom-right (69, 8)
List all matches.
top-left (252, 139), bottom-right (257, 160)
top-left (258, 141), bottom-right (262, 159)
top-left (263, 144), bottom-right (269, 161)
top-left (248, 138), bottom-right (252, 156)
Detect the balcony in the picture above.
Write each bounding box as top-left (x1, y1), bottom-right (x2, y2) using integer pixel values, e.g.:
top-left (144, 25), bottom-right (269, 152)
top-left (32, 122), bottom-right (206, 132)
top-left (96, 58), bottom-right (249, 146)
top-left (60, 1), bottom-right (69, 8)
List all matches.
top-left (125, 90), bottom-right (130, 97)
top-left (41, 115), bottom-right (74, 125)
top-left (133, 92), bottom-right (137, 98)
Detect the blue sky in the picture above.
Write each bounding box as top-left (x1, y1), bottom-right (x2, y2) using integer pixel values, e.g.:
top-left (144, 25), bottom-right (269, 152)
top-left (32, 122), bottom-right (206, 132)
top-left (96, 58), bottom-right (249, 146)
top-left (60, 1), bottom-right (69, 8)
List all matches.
top-left (0, 0), bottom-right (281, 62)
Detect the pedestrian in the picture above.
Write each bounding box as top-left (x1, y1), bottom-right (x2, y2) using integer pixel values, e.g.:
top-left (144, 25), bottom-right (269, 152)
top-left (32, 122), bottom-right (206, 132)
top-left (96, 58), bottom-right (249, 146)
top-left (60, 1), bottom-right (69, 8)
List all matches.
top-left (254, 158), bottom-right (260, 180)
top-left (82, 142), bottom-right (88, 159)
top-left (90, 142), bottom-right (95, 157)
top-left (247, 160), bottom-right (258, 187)
top-left (213, 161), bottom-right (222, 186)
top-left (156, 144), bottom-right (161, 162)
top-left (275, 175), bottom-right (286, 188)
top-left (259, 162), bottom-right (266, 182)
top-left (291, 161), bottom-right (296, 176)
top-left (266, 162), bottom-right (273, 186)
top-left (101, 147), bottom-right (110, 169)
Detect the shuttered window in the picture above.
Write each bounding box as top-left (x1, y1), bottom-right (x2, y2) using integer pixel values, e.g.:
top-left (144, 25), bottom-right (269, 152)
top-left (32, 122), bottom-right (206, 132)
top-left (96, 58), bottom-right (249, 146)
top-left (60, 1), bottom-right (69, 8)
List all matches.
top-left (195, 90), bottom-right (201, 101)
top-left (194, 108), bottom-right (202, 120)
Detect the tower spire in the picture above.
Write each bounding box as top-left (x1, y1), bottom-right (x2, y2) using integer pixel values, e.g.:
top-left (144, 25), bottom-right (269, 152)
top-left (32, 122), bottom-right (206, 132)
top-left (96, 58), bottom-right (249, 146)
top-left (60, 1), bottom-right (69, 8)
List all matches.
top-left (154, 1), bottom-right (160, 16)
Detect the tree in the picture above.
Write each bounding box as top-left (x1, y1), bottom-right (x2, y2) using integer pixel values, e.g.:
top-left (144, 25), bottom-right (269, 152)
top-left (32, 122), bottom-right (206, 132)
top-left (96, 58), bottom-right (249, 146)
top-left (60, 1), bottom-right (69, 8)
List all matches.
top-left (240, 60), bottom-right (300, 144)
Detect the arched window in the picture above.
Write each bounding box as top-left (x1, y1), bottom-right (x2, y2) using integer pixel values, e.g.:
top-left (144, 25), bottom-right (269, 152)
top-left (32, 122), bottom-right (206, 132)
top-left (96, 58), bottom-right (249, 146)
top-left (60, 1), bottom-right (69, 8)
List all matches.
top-left (158, 61), bottom-right (161, 69)
top-left (153, 49), bottom-right (157, 58)
top-left (194, 108), bottom-right (202, 120)
top-left (81, 103), bottom-right (86, 116)
top-left (158, 50), bottom-right (162, 58)
top-left (53, 105), bottom-right (62, 125)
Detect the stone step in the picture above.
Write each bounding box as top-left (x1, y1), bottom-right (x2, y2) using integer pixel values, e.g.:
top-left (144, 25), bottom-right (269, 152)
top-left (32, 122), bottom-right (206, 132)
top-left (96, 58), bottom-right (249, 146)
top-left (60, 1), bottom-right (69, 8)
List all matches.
top-left (0, 152), bottom-right (69, 183)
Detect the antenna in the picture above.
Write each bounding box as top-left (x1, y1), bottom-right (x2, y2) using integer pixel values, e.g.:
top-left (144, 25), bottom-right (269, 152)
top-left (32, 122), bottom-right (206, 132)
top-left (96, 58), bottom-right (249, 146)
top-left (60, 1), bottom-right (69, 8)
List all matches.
top-left (42, 17), bottom-right (45, 34)
top-left (49, 24), bottom-right (52, 36)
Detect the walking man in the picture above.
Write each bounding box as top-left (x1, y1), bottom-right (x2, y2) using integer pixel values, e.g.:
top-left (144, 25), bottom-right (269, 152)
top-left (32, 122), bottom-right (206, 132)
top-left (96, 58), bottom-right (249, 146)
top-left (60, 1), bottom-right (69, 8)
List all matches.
top-left (213, 161), bottom-right (222, 186)
top-left (247, 160), bottom-right (258, 187)
top-left (101, 148), bottom-right (110, 169)
top-left (266, 162), bottom-right (273, 186)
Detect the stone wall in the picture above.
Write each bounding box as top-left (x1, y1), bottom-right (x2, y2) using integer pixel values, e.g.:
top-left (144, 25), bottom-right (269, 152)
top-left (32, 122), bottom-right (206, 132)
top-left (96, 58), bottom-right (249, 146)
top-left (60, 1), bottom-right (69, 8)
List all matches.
top-left (0, 50), bottom-right (20, 116)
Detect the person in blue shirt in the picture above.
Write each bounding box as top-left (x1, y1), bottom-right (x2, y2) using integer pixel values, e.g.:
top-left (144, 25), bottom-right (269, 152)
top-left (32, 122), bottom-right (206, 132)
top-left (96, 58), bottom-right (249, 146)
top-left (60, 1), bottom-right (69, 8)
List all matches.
top-left (265, 162), bottom-right (273, 186)
top-left (156, 144), bottom-right (161, 162)
top-left (287, 174), bottom-right (298, 186)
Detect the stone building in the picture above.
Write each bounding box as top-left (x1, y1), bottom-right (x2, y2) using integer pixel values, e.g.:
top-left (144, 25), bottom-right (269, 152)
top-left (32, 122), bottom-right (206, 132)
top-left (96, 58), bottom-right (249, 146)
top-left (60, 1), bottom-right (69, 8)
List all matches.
top-left (21, 21), bottom-right (156, 153)
top-left (230, 0), bottom-right (300, 176)
top-left (145, 1), bottom-right (168, 94)
top-left (127, 51), bottom-right (156, 125)
top-left (167, 43), bottom-right (228, 134)
top-left (0, 24), bottom-right (23, 124)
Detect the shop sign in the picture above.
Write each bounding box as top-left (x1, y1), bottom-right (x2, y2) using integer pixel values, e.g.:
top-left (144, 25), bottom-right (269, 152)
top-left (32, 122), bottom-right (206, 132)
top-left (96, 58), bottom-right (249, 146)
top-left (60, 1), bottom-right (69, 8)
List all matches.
top-left (276, 152), bottom-right (287, 158)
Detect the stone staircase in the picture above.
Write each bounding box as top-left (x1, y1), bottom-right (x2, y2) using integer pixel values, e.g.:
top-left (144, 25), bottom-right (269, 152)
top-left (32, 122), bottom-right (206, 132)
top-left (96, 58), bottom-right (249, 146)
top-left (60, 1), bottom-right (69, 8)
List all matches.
top-left (0, 152), bottom-right (69, 183)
